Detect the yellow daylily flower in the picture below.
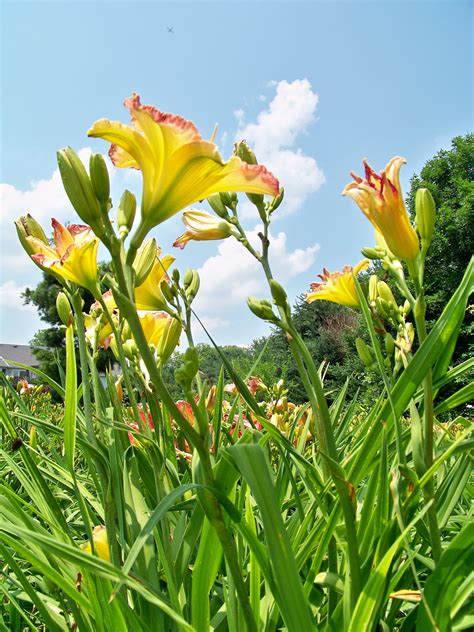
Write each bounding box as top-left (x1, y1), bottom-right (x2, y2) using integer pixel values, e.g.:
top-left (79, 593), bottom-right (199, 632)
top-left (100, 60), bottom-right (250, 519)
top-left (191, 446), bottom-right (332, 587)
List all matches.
top-left (306, 259), bottom-right (369, 308)
top-left (16, 217), bottom-right (100, 294)
top-left (342, 157), bottom-right (420, 262)
top-left (81, 525), bottom-right (110, 562)
top-left (88, 93), bottom-right (280, 232)
top-left (134, 251), bottom-right (175, 311)
top-left (173, 209), bottom-right (236, 249)
top-left (139, 311), bottom-right (172, 346)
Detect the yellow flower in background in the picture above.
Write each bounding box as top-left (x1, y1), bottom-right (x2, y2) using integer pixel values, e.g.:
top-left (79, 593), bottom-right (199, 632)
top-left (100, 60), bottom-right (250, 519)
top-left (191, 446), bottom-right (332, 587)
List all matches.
top-left (139, 312), bottom-right (172, 346)
top-left (342, 157), bottom-right (420, 262)
top-left (306, 259), bottom-right (369, 308)
top-left (173, 210), bottom-right (235, 249)
top-left (134, 251), bottom-right (175, 311)
top-left (81, 525), bottom-right (110, 562)
top-left (16, 217), bottom-right (100, 294)
top-left (88, 93), bottom-right (280, 231)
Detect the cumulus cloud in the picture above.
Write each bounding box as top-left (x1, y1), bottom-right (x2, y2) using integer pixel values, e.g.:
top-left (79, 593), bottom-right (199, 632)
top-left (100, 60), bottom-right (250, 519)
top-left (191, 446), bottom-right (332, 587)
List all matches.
top-left (193, 226), bottom-right (319, 320)
top-left (0, 281), bottom-right (36, 312)
top-left (234, 79), bottom-right (325, 217)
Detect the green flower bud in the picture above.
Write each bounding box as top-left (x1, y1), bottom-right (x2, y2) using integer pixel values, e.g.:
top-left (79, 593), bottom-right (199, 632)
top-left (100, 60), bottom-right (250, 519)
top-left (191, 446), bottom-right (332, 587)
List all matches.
top-left (14, 214), bottom-right (48, 254)
top-left (172, 268), bottom-right (180, 284)
top-left (56, 292), bottom-right (73, 326)
top-left (89, 153), bottom-right (110, 204)
top-left (234, 140), bottom-right (257, 165)
top-left (219, 191), bottom-right (238, 209)
top-left (123, 339), bottom-right (138, 360)
top-left (208, 193), bottom-right (229, 218)
top-left (355, 338), bottom-right (375, 367)
top-left (384, 333), bottom-right (395, 355)
top-left (117, 190), bottom-right (137, 238)
top-left (157, 319), bottom-right (181, 365)
top-left (29, 425), bottom-right (37, 450)
top-left (183, 268), bottom-right (194, 289)
top-left (247, 297), bottom-right (277, 322)
top-left (133, 239), bottom-right (157, 287)
top-left (269, 279), bottom-right (288, 307)
top-left (369, 275), bottom-right (379, 305)
top-left (415, 188), bottom-right (436, 250)
top-left (268, 187), bottom-right (284, 214)
top-left (57, 147), bottom-right (102, 233)
top-left (160, 280), bottom-right (176, 303)
top-left (185, 270), bottom-right (200, 301)
top-left (377, 281), bottom-right (397, 310)
top-left (361, 247), bottom-right (385, 260)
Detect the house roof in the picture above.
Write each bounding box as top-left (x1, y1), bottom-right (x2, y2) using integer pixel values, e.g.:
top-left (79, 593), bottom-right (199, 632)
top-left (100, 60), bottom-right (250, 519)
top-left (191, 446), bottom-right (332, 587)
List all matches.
top-left (0, 344), bottom-right (41, 368)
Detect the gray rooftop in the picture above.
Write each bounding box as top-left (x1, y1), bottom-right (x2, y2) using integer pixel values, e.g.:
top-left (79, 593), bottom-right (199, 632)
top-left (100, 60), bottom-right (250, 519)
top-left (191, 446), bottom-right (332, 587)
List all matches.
top-left (0, 344), bottom-right (41, 368)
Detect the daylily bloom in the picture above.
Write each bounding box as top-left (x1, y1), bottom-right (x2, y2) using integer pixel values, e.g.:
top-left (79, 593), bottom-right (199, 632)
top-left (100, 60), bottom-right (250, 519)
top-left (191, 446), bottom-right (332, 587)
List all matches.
top-left (173, 210), bottom-right (236, 249)
top-left (306, 259), bottom-right (369, 308)
top-left (343, 157), bottom-right (420, 262)
top-left (16, 217), bottom-right (100, 294)
top-left (135, 251), bottom-right (175, 311)
top-left (88, 93), bottom-right (280, 233)
top-left (81, 525), bottom-right (110, 562)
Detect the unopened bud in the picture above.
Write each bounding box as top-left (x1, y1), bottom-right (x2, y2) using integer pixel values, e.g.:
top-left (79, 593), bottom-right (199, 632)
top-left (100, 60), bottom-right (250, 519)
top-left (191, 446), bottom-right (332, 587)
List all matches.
top-left (157, 319), bottom-right (181, 365)
top-left (56, 292), bottom-right (73, 326)
top-left (133, 239), bottom-right (157, 287)
top-left (369, 275), bottom-right (379, 305)
top-left (183, 268), bottom-right (194, 288)
top-left (172, 268), bottom-right (180, 284)
top-left (268, 187), bottom-right (284, 214)
top-left (122, 339), bottom-right (138, 360)
top-left (270, 279), bottom-right (288, 307)
top-left (160, 280), bottom-right (176, 303)
top-left (89, 153), bottom-right (110, 204)
top-left (361, 247), bottom-right (385, 260)
top-left (185, 270), bottom-right (200, 301)
top-left (415, 188), bottom-right (436, 250)
top-left (117, 190), bottom-right (137, 238)
top-left (356, 338), bottom-right (375, 367)
top-left (208, 193), bottom-right (229, 218)
top-left (29, 425), bottom-right (37, 450)
top-left (219, 191), bottom-right (238, 210)
top-left (247, 297), bottom-right (277, 322)
top-left (57, 148), bottom-right (102, 233)
top-left (384, 333), bottom-right (395, 355)
top-left (377, 281), bottom-right (397, 310)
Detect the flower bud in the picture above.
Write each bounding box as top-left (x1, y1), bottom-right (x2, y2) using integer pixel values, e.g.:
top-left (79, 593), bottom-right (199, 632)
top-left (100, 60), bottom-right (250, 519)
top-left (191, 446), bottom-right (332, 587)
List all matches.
top-left (185, 270), bottom-right (200, 301)
top-left (369, 275), bottom-right (379, 305)
top-left (361, 247), bottom-right (385, 260)
top-left (247, 297), bottom-right (277, 322)
top-left (157, 319), bottom-right (181, 365)
top-left (29, 425), bottom-right (37, 450)
top-left (57, 148), bottom-right (102, 233)
top-left (89, 153), bottom-right (110, 204)
top-left (15, 214), bottom-right (48, 254)
top-left (56, 292), bottom-right (73, 326)
top-left (384, 333), bottom-right (395, 355)
top-left (377, 281), bottom-right (397, 310)
top-left (208, 193), bottom-right (229, 219)
top-left (219, 191), bottom-right (238, 210)
top-left (235, 140), bottom-right (265, 210)
top-left (133, 239), bottom-right (157, 287)
top-left (270, 279), bottom-right (288, 307)
top-left (117, 190), bottom-right (137, 238)
top-left (172, 268), bottom-right (180, 284)
top-left (268, 187), bottom-right (284, 214)
top-left (415, 188), bottom-right (436, 250)
top-left (160, 280), bottom-right (176, 303)
top-left (356, 338), bottom-right (375, 367)
top-left (183, 268), bottom-right (194, 288)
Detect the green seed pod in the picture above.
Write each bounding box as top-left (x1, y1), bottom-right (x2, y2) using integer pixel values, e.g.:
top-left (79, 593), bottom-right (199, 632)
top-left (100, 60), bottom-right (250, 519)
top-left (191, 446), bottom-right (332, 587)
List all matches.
top-left (56, 292), bottom-right (73, 326)
top-left (117, 190), bottom-right (137, 238)
top-left (270, 279), bottom-right (288, 307)
top-left (57, 147), bottom-right (102, 233)
top-left (355, 338), bottom-right (375, 367)
top-left (133, 239), bottom-right (157, 287)
top-left (247, 297), bottom-right (277, 322)
top-left (415, 188), bottom-right (436, 250)
top-left (89, 153), bottom-right (110, 204)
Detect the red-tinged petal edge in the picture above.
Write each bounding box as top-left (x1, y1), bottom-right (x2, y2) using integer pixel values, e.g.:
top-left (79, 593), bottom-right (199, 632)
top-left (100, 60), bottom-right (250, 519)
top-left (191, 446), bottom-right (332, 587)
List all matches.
top-left (241, 161), bottom-right (280, 197)
top-left (67, 223), bottom-right (91, 235)
top-left (124, 92), bottom-right (201, 141)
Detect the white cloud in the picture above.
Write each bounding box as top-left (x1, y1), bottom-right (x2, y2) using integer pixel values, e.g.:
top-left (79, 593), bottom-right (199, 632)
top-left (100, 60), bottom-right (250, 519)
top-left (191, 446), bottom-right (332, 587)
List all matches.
top-left (0, 281), bottom-right (36, 312)
top-left (192, 226), bottom-right (319, 322)
top-left (234, 79), bottom-right (325, 217)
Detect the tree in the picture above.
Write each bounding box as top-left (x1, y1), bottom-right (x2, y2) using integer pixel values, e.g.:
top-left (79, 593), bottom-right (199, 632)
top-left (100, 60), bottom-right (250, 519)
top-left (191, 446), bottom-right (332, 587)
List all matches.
top-left (407, 134), bottom-right (473, 372)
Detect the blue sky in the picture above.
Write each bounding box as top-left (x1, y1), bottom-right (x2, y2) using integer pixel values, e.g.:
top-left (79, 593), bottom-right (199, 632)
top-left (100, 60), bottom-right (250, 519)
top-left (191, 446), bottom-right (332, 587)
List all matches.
top-left (1, 0), bottom-right (472, 346)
